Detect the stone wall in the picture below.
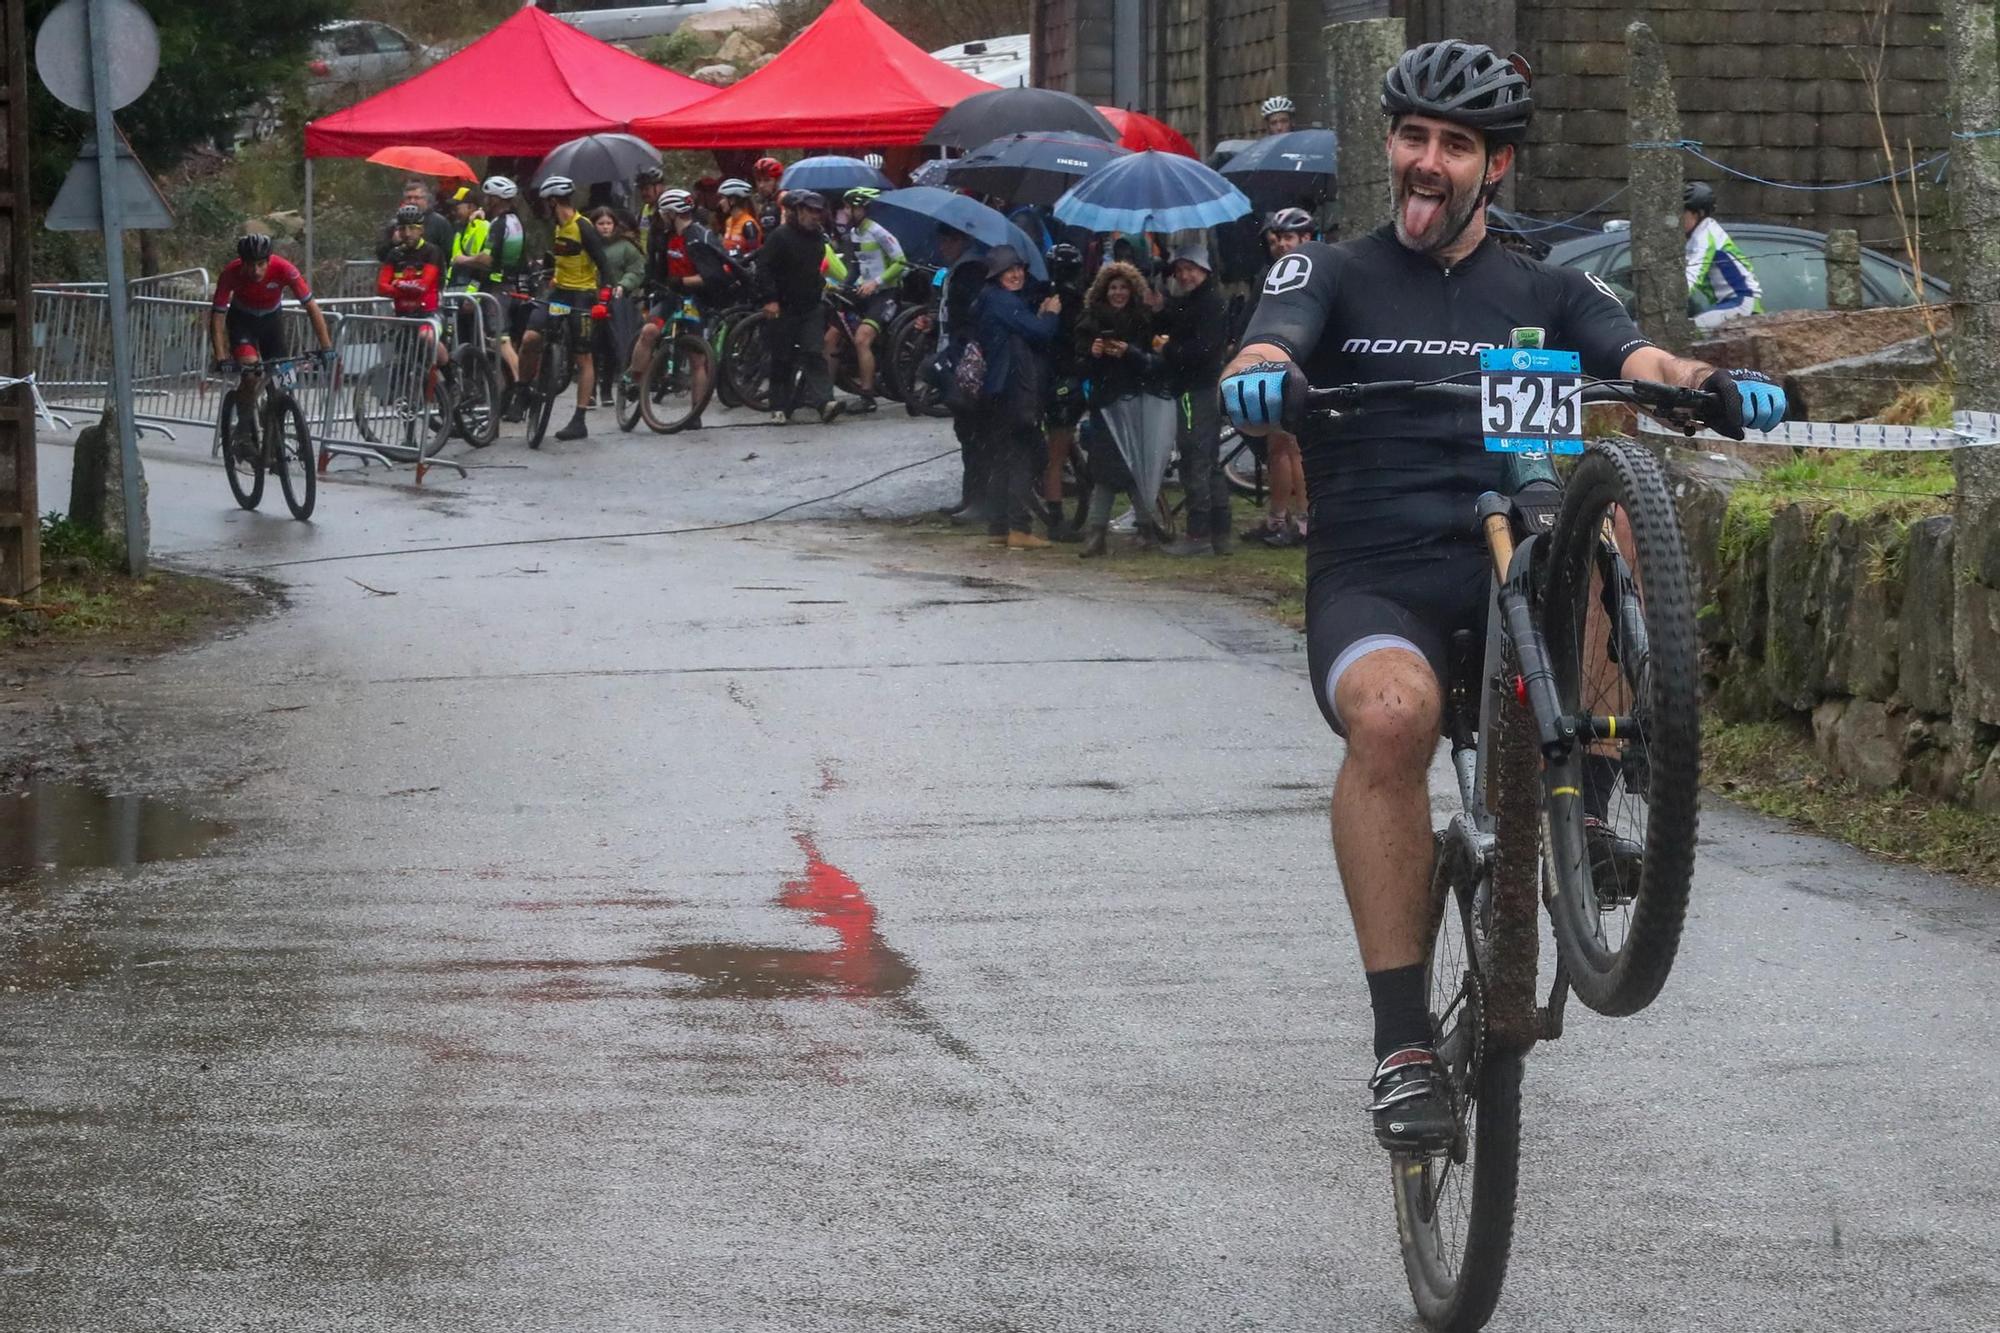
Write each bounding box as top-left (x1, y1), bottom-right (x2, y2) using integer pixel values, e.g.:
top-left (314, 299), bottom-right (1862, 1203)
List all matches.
top-left (1675, 461), bottom-right (2000, 808)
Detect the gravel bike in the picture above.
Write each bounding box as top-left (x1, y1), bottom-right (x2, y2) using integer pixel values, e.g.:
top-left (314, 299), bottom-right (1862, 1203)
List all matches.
top-left (1297, 361), bottom-right (1709, 1330)
top-left (215, 354), bottom-right (326, 521)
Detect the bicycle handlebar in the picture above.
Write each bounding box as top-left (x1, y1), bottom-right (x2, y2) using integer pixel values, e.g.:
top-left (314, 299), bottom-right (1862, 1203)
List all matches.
top-left (1302, 377), bottom-right (1716, 418)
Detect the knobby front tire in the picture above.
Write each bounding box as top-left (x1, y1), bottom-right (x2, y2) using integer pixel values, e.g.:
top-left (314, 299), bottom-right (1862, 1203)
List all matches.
top-left (271, 392), bottom-right (316, 521)
top-left (639, 334), bottom-right (712, 434)
top-left (1541, 440), bottom-right (1701, 1017)
top-left (219, 392), bottom-right (264, 511)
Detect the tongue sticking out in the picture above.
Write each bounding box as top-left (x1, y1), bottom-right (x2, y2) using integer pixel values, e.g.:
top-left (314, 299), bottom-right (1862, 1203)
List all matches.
top-left (1403, 187), bottom-right (1445, 240)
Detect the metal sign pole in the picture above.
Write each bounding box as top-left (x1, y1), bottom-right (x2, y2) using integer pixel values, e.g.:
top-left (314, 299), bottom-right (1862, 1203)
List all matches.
top-left (85, 0), bottom-right (144, 576)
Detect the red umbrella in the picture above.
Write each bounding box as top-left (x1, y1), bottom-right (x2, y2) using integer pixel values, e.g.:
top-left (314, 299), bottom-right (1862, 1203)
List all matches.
top-left (365, 145), bottom-right (477, 181)
top-left (1097, 108), bottom-right (1197, 158)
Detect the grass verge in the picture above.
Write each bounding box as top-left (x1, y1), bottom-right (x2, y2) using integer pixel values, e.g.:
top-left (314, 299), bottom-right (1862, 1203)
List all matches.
top-left (1702, 712), bottom-right (2000, 885)
top-left (2, 517), bottom-right (268, 667)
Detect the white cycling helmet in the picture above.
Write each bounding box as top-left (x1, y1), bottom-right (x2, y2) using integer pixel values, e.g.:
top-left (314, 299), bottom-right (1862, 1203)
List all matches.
top-left (1261, 95), bottom-right (1296, 117)
top-left (660, 188), bottom-right (695, 215)
top-left (537, 175), bottom-right (575, 199)
top-left (718, 177), bottom-right (752, 198)
top-left (481, 175), bottom-right (518, 200)
top-left (862, 153), bottom-right (885, 170)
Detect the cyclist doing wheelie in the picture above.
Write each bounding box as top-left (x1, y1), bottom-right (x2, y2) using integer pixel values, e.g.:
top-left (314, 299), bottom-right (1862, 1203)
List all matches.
top-left (210, 233), bottom-right (334, 435)
top-left (518, 175), bottom-right (611, 442)
top-left (1218, 39), bottom-right (1787, 1153)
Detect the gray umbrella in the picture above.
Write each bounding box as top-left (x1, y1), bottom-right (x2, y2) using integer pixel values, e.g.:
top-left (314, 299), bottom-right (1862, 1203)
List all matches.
top-left (924, 88), bottom-right (1117, 149)
top-left (533, 133), bottom-right (663, 188)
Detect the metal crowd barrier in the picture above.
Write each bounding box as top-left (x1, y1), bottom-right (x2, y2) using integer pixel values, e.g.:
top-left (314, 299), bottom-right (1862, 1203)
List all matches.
top-left (31, 285), bottom-right (466, 483)
top-left (329, 258), bottom-right (384, 300)
top-left (320, 308), bottom-right (468, 480)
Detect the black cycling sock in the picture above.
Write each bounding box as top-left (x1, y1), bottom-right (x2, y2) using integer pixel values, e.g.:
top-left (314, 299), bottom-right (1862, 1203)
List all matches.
top-left (1366, 964), bottom-right (1432, 1060)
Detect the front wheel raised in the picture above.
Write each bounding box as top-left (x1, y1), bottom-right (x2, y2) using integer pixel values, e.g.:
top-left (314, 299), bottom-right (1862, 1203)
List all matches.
top-left (1541, 440), bottom-right (1702, 1017)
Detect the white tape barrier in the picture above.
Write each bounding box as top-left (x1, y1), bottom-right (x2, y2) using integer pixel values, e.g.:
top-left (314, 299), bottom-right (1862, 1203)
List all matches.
top-left (1639, 413), bottom-right (2000, 452)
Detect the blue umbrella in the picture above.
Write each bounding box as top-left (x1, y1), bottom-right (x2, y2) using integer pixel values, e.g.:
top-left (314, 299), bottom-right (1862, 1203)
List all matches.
top-left (781, 155), bottom-right (893, 194)
top-left (1052, 150), bottom-right (1253, 233)
top-left (868, 187), bottom-right (1049, 280)
top-left (1219, 129), bottom-right (1338, 211)
top-left (945, 131), bottom-right (1130, 207)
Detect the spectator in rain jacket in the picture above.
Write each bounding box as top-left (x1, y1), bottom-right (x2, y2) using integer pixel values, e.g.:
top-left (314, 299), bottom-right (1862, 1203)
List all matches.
top-left (972, 245), bottom-right (1062, 548)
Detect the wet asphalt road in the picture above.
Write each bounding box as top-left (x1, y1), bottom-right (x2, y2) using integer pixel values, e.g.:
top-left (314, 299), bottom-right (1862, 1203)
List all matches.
top-left (4, 406), bottom-right (1999, 1331)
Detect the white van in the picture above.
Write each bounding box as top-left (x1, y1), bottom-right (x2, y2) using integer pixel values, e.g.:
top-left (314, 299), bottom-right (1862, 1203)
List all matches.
top-left (538, 1), bottom-right (735, 44)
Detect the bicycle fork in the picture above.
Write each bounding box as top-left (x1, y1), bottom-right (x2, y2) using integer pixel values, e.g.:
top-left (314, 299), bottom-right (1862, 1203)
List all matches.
top-left (1474, 492), bottom-right (1580, 1047)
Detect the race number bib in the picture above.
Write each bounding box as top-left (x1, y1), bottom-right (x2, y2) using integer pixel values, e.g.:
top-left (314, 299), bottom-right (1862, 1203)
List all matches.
top-left (548, 301), bottom-right (573, 316)
top-left (1477, 347), bottom-right (1584, 455)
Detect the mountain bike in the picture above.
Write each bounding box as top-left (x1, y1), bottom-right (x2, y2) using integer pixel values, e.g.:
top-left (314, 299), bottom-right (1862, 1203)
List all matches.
top-left (522, 292), bottom-right (587, 449)
top-left (442, 292), bottom-right (502, 448)
top-left (617, 289), bottom-right (714, 434)
top-left (1297, 358), bottom-right (1708, 1330)
top-left (215, 354), bottom-right (327, 521)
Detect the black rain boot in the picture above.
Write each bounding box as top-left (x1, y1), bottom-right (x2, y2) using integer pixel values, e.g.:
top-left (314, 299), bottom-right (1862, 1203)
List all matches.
top-left (554, 409), bottom-right (588, 441)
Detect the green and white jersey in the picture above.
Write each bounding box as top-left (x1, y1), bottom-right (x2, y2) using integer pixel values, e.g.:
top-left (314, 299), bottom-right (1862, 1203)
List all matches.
top-left (846, 218), bottom-right (907, 287)
top-left (1683, 217), bottom-right (1762, 310)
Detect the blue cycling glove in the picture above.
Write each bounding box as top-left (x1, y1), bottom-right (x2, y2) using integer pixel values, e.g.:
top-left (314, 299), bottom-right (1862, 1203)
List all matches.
top-left (1221, 360), bottom-right (1300, 432)
top-left (1701, 368), bottom-right (1787, 439)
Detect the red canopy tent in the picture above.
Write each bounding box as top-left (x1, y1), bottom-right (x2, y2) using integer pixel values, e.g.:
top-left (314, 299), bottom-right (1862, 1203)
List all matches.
top-left (304, 6), bottom-right (715, 158)
top-left (1099, 108), bottom-right (1198, 158)
top-left (632, 0), bottom-right (995, 150)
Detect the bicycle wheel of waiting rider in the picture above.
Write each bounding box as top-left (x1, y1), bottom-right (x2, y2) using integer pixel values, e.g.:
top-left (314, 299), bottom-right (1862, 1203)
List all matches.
top-left (639, 329), bottom-right (712, 434)
top-left (1220, 425), bottom-right (1264, 499)
top-left (526, 329), bottom-right (568, 450)
top-left (1395, 831), bottom-right (1523, 1333)
top-left (218, 389), bottom-right (264, 510)
top-left (451, 339), bottom-right (501, 447)
top-left (270, 383), bottom-right (317, 521)
top-left (721, 309), bottom-right (775, 413)
top-left (1538, 440), bottom-right (1702, 1017)
top-left (888, 313), bottom-right (949, 419)
top-left (708, 304), bottom-right (756, 409)
top-left (880, 304), bottom-right (926, 402)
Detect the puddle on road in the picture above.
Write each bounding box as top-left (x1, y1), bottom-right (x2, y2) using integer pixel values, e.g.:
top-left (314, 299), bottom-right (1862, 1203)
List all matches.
top-left (1, 780), bottom-right (231, 885)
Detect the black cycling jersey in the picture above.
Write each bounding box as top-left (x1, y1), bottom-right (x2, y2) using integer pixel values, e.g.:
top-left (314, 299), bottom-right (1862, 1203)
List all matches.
top-left (1242, 225), bottom-right (1651, 569)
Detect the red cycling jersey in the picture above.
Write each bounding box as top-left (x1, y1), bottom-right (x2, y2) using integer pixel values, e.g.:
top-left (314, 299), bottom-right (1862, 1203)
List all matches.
top-left (377, 243), bottom-right (444, 316)
top-left (211, 255), bottom-right (312, 316)
top-left (664, 231), bottom-right (698, 282)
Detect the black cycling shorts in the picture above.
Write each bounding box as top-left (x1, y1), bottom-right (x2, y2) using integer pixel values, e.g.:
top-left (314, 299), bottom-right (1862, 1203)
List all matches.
top-left (857, 290), bottom-right (897, 331)
top-left (224, 307), bottom-right (286, 362)
top-left (1304, 549), bottom-right (1490, 736)
top-left (526, 287), bottom-right (597, 341)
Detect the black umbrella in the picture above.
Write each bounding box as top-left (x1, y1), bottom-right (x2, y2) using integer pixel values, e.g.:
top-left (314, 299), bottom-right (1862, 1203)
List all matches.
top-left (924, 88), bottom-right (1118, 149)
top-left (944, 132), bottom-right (1130, 207)
top-left (1219, 129), bottom-right (1338, 211)
top-left (533, 133), bottom-right (663, 188)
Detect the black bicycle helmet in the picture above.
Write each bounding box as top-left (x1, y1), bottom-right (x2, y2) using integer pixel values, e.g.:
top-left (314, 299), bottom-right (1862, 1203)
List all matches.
top-left (1683, 180), bottom-right (1716, 215)
top-left (1047, 242), bottom-right (1083, 280)
top-left (393, 203), bottom-right (425, 226)
top-left (1381, 40), bottom-right (1533, 146)
top-left (635, 165), bottom-right (665, 185)
top-left (236, 233), bottom-right (273, 263)
top-left (1265, 207), bottom-right (1314, 234)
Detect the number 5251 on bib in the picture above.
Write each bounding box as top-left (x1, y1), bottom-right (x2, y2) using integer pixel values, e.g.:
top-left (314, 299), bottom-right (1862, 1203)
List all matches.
top-left (1478, 347), bottom-right (1584, 455)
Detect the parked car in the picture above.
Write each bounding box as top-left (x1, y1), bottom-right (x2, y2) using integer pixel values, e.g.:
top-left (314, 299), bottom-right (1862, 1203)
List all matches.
top-left (1544, 222), bottom-right (1949, 315)
top-left (929, 35), bottom-right (1029, 89)
top-left (307, 20), bottom-right (439, 109)
top-left (541, 0), bottom-right (729, 43)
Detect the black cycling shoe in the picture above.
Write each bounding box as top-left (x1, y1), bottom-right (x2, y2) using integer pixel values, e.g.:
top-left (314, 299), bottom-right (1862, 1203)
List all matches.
top-left (554, 410), bottom-right (588, 442)
top-left (1368, 1047), bottom-right (1458, 1152)
top-left (1585, 816), bottom-right (1645, 906)
top-left (819, 400), bottom-right (846, 425)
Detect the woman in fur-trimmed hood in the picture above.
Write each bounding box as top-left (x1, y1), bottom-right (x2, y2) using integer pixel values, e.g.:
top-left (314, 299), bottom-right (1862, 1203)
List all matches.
top-left (1073, 261), bottom-right (1161, 405)
top-left (1071, 260), bottom-right (1175, 555)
